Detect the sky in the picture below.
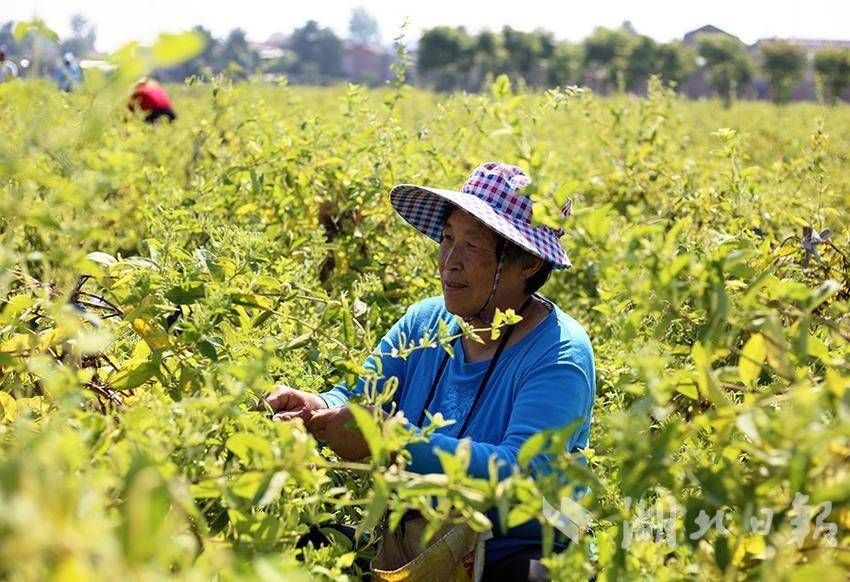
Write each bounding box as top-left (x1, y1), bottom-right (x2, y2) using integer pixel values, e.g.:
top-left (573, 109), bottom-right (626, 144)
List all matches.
top-left (7, 0), bottom-right (850, 52)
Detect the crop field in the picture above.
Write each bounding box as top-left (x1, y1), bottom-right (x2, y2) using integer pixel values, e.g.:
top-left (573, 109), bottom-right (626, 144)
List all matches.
top-left (1, 73), bottom-right (849, 580)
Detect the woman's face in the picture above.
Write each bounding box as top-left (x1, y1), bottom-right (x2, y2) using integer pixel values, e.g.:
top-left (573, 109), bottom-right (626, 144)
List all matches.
top-left (438, 208), bottom-right (502, 317)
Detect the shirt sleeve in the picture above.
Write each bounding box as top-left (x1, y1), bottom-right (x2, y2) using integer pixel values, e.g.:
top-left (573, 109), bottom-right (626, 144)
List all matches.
top-left (318, 307), bottom-right (413, 409)
top-left (403, 358), bottom-right (593, 480)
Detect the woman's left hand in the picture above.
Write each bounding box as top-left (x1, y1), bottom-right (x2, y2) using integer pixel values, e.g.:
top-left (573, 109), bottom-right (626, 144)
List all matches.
top-left (306, 407), bottom-right (371, 461)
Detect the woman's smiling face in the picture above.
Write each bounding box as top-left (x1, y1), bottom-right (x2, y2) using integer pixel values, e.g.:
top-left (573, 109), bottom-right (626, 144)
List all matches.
top-left (438, 208), bottom-right (501, 317)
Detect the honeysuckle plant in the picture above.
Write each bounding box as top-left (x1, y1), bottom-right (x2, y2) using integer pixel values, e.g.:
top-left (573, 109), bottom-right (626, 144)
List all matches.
top-left (1, 58), bottom-right (848, 580)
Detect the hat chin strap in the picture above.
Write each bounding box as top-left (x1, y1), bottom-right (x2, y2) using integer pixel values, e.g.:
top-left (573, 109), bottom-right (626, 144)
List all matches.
top-left (464, 252), bottom-right (505, 326)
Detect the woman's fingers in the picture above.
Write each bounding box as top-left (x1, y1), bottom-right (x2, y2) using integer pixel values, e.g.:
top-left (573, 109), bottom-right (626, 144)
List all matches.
top-left (272, 410), bottom-right (305, 422)
top-left (306, 408), bottom-right (334, 431)
top-left (276, 408), bottom-right (357, 454)
top-left (264, 385), bottom-right (297, 411)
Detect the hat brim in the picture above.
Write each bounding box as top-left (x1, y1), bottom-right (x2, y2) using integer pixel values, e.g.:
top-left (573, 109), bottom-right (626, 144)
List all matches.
top-left (389, 184), bottom-right (571, 269)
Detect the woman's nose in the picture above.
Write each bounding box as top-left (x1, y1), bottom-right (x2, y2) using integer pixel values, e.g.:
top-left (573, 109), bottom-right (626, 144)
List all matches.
top-left (442, 244), bottom-right (464, 269)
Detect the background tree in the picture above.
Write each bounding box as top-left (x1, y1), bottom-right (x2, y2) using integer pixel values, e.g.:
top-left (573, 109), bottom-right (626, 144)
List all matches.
top-left (0, 22), bottom-right (20, 57)
top-left (59, 14), bottom-right (96, 58)
top-left (500, 27), bottom-right (555, 87)
top-left (698, 35), bottom-right (754, 106)
top-left (624, 34), bottom-right (659, 92)
top-left (348, 7), bottom-right (380, 45)
top-left (654, 41), bottom-right (696, 89)
top-left (814, 48), bottom-right (850, 104)
top-left (468, 30), bottom-right (508, 89)
top-left (10, 19), bottom-right (59, 76)
top-left (582, 26), bottom-right (632, 93)
top-left (417, 26), bottom-right (474, 91)
top-left (760, 41), bottom-right (806, 103)
top-left (157, 25), bottom-right (217, 82)
top-left (289, 20), bottom-right (343, 83)
top-left (547, 41), bottom-right (581, 87)
top-left (218, 28), bottom-right (260, 78)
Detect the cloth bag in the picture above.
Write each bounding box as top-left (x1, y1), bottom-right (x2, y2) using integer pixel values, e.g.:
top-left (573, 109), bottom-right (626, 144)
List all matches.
top-left (370, 514), bottom-right (492, 582)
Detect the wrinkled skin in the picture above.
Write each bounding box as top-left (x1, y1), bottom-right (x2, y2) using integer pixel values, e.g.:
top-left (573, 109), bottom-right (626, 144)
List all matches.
top-left (265, 385), bottom-right (373, 461)
top-left (439, 208), bottom-right (541, 323)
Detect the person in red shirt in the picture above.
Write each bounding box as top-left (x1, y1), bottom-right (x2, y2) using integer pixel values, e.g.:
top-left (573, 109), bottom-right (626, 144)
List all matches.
top-left (129, 77), bottom-right (176, 123)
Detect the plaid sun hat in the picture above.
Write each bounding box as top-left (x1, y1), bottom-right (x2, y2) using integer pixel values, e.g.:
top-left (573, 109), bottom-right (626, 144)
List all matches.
top-left (389, 162), bottom-right (572, 269)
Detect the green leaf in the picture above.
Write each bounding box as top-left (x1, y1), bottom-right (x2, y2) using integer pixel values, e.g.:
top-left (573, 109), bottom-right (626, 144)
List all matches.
top-left (1, 295), bottom-right (35, 324)
top-left (491, 74), bottom-right (512, 99)
top-left (735, 412), bottom-right (761, 445)
top-left (397, 477), bottom-right (452, 498)
top-left (111, 359), bottom-right (159, 390)
top-left (230, 471), bottom-right (272, 501)
top-left (119, 463), bottom-right (172, 564)
top-left (0, 392), bottom-right (18, 422)
top-left (517, 432), bottom-right (549, 468)
top-left (348, 404), bottom-right (385, 463)
top-left (13, 22), bottom-right (30, 41)
top-left (226, 433), bottom-right (273, 465)
top-left (691, 342), bottom-right (730, 406)
top-left (790, 566), bottom-right (850, 582)
top-left (279, 332), bottom-right (312, 352)
top-left (761, 316), bottom-right (794, 379)
top-left (252, 309), bottom-right (274, 329)
top-left (715, 536), bottom-right (730, 571)
top-left (435, 448), bottom-right (463, 477)
top-left (807, 279), bottom-right (841, 311)
top-left (14, 20), bottom-right (58, 42)
top-left (739, 333), bottom-right (766, 386)
top-left (340, 296), bottom-right (357, 346)
top-left (531, 200), bottom-right (550, 228)
top-left (152, 31), bottom-right (206, 67)
top-left (197, 339), bottom-right (218, 361)
top-left (490, 309), bottom-right (505, 340)
top-left (356, 472), bottom-right (389, 538)
top-left (86, 252), bottom-right (117, 267)
top-left (806, 333), bottom-right (831, 363)
top-left (507, 503), bottom-right (539, 528)
top-left (468, 511), bottom-right (492, 532)
top-left (165, 282), bottom-right (206, 305)
top-left (440, 341), bottom-right (455, 358)
top-left (676, 383), bottom-right (699, 400)
top-left (190, 480), bottom-right (222, 499)
top-left (336, 552), bottom-right (357, 569)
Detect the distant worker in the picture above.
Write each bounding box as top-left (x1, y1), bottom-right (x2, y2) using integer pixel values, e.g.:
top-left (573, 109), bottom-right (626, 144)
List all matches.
top-left (0, 47), bottom-right (18, 82)
top-left (55, 52), bottom-right (82, 92)
top-left (129, 77), bottom-right (176, 123)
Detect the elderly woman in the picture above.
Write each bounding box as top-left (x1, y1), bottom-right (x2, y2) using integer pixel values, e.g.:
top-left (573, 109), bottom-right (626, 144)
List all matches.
top-left (268, 162), bottom-right (595, 580)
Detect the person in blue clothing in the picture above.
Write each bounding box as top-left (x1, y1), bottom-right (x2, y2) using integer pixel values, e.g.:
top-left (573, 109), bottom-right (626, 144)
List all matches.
top-left (0, 47), bottom-right (19, 82)
top-left (55, 52), bottom-right (82, 92)
top-left (267, 162), bottom-right (595, 581)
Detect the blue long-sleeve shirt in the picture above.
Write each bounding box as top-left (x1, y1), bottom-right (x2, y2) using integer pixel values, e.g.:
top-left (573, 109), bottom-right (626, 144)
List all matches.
top-left (55, 63), bottom-right (82, 92)
top-left (320, 295), bottom-right (596, 562)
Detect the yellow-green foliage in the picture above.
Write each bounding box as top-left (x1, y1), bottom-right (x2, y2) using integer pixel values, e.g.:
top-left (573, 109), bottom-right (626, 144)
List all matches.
top-left (1, 74), bottom-right (849, 580)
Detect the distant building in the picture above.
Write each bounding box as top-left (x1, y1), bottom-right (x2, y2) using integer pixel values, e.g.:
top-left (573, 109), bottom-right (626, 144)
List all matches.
top-left (683, 25), bottom-right (850, 102)
top-left (342, 43), bottom-right (392, 86)
top-left (250, 35), bottom-right (290, 62)
top-left (79, 54), bottom-right (115, 73)
top-left (681, 25), bottom-right (741, 99)
top-left (752, 38), bottom-right (850, 100)
top-left (683, 24), bottom-right (740, 47)
top-left (248, 35), bottom-right (392, 85)
top-left (249, 35), bottom-right (293, 80)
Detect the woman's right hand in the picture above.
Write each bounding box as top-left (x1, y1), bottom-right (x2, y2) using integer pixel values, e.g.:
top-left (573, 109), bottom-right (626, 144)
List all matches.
top-left (263, 385), bottom-right (328, 423)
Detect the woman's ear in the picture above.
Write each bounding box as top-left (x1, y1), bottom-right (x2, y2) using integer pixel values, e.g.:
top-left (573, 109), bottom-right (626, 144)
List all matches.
top-left (522, 256), bottom-right (544, 281)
